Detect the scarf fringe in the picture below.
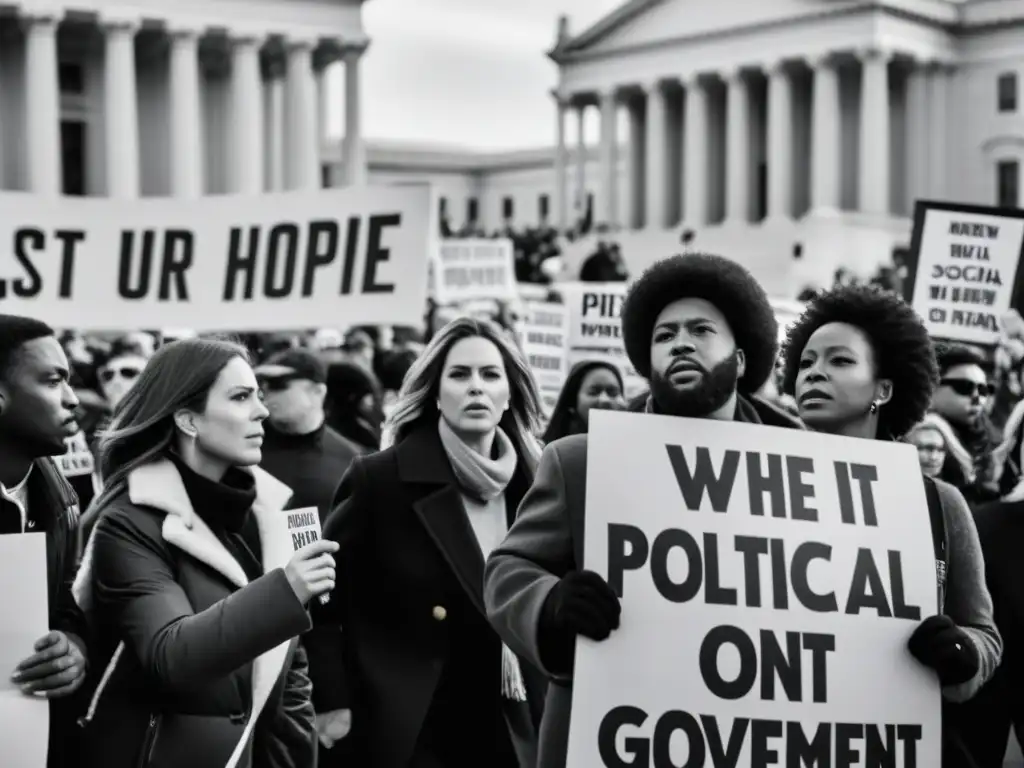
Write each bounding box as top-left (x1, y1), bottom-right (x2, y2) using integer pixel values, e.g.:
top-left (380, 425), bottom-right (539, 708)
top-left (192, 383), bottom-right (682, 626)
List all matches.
top-left (501, 644), bottom-right (527, 702)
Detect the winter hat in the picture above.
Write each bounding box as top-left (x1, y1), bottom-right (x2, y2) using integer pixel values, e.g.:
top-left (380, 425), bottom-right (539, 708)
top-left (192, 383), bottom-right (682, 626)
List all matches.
top-left (620, 252), bottom-right (778, 393)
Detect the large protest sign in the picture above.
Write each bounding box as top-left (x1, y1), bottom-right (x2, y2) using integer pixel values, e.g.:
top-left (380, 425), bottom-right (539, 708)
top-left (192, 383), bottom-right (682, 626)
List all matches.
top-left (558, 281), bottom-right (648, 399)
top-left (0, 186), bottom-right (432, 331)
top-left (567, 411), bottom-right (941, 768)
top-left (906, 200), bottom-right (1024, 345)
top-left (519, 302), bottom-right (569, 415)
top-left (0, 534), bottom-right (50, 768)
top-left (431, 238), bottom-right (517, 304)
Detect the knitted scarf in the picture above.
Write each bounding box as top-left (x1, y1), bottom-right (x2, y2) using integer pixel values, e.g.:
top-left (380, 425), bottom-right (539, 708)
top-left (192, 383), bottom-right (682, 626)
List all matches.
top-left (437, 417), bottom-right (527, 703)
top-left (438, 416), bottom-right (517, 502)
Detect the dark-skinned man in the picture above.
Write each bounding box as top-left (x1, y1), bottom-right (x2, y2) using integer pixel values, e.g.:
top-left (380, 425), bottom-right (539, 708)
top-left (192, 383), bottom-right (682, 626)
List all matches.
top-left (0, 314), bottom-right (90, 768)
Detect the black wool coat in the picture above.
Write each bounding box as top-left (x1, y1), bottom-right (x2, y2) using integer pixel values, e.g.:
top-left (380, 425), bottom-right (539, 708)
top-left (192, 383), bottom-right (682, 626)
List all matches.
top-left (72, 458), bottom-right (317, 768)
top-left (305, 422), bottom-right (546, 768)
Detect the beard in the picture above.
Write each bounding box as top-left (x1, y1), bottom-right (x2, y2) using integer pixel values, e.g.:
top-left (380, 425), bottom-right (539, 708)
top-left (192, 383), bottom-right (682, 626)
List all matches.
top-left (649, 352), bottom-right (741, 418)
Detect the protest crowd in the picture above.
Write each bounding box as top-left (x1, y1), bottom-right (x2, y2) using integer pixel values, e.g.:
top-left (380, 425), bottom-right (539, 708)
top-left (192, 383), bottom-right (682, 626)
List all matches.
top-left (4, 182), bottom-right (1024, 768)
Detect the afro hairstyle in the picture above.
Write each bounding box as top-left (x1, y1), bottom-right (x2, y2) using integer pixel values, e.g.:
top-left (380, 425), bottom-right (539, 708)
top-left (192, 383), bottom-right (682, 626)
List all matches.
top-left (0, 314), bottom-right (54, 381)
top-left (780, 285), bottom-right (938, 439)
top-left (620, 252), bottom-right (778, 393)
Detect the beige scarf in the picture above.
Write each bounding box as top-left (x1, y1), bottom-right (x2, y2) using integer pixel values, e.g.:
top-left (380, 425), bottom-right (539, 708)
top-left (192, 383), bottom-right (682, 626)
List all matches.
top-left (437, 417), bottom-right (528, 703)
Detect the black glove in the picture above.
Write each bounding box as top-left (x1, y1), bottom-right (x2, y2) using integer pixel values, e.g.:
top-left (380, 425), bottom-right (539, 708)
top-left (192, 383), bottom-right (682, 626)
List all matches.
top-left (537, 571), bottom-right (621, 675)
top-left (907, 615), bottom-right (979, 686)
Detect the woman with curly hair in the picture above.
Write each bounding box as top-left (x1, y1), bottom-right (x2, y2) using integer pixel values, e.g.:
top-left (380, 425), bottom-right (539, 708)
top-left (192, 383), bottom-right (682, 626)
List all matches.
top-left (781, 285), bottom-right (1001, 768)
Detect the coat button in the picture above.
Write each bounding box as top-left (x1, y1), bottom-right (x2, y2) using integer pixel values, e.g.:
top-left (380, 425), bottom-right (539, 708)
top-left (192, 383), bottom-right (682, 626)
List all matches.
top-left (432, 605), bottom-right (447, 621)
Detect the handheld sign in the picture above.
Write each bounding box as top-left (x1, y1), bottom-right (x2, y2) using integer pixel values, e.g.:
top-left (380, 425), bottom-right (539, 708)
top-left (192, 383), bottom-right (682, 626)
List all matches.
top-left (0, 186), bottom-right (431, 331)
top-left (566, 411), bottom-right (941, 767)
top-left (0, 534), bottom-right (50, 768)
top-left (431, 239), bottom-right (517, 304)
top-left (906, 200), bottom-right (1024, 346)
top-left (558, 281), bottom-right (648, 399)
top-left (285, 507), bottom-right (330, 606)
top-left (519, 302), bottom-right (569, 416)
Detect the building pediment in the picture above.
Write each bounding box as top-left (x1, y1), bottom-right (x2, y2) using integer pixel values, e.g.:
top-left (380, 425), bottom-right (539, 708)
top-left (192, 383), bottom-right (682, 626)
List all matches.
top-left (552, 0), bottom-right (975, 60)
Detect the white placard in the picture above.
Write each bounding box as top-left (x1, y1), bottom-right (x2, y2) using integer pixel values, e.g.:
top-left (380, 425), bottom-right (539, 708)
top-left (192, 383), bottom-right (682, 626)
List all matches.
top-left (0, 186), bottom-right (432, 331)
top-left (567, 411), bottom-right (941, 767)
top-left (0, 534), bottom-right (50, 768)
top-left (57, 432), bottom-right (95, 479)
top-left (556, 281), bottom-right (648, 399)
top-left (519, 302), bottom-right (569, 415)
top-left (559, 282), bottom-right (628, 352)
top-left (909, 202), bottom-right (1024, 345)
top-left (432, 238), bottom-right (517, 304)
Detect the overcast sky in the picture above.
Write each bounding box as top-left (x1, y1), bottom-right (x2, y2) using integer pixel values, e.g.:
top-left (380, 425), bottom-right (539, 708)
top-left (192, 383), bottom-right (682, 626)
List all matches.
top-left (324, 0), bottom-right (623, 151)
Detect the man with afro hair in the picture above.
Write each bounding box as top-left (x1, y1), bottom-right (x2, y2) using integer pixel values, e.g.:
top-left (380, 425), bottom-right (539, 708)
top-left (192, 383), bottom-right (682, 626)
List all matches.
top-left (483, 253), bottom-right (802, 768)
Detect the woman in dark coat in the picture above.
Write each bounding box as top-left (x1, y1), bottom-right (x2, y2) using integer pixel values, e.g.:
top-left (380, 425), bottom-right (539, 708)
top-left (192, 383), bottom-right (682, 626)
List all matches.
top-left (780, 285), bottom-right (1002, 767)
top-left (306, 317), bottom-right (546, 768)
top-left (73, 338), bottom-right (338, 768)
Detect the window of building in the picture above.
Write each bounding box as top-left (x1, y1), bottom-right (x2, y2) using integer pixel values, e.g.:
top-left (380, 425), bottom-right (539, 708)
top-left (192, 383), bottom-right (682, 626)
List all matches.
top-left (997, 160), bottom-right (1019, 208)
top-left (539, 194), bottom-right (550, 222)
top-left (61, 120), bottom-right (86, 196)
top-left (502, 196), bottom-right (514, 220)
top-left (467, 197), bottom-right (479, 224)
top-left (58, 63), bottom-right (85, 95)
top-left (998, 73), bottom-right (1017, 113)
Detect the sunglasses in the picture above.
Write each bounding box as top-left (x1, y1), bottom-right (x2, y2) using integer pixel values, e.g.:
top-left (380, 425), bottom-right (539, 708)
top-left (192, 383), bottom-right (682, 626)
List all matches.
top-left (940, 378), bottom-right (994, 398)
top-left (100, 366), bottom-right (142, 383)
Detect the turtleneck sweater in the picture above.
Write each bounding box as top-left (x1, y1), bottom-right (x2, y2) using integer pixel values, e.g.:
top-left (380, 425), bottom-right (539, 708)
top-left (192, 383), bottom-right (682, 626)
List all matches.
top-left (167, 452), bottom-right (263, 583)
top-left (259, 420), bottom-right (363, 518)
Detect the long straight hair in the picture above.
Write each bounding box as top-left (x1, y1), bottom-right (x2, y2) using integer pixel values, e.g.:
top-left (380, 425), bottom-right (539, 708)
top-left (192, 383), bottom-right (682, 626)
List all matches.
top-left (383, 316), bottom-right (543, 470)
top-left (542, 360), bottom-right (625, 444)
top-left (87, 337), bottom-right (250, 517)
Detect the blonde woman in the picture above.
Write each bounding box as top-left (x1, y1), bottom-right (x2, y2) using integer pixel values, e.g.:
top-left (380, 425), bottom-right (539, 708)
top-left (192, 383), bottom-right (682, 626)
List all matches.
top-left (306, 317), bottom-right (546, 768)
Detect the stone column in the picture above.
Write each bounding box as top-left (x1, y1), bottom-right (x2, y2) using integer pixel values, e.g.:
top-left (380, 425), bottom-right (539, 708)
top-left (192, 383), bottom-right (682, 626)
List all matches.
top-left (342, 47), bottom-right (366, 186)
top-left (103, 19), bottom-right (141, 198)
top-left (168, 26), bottom-right (203, 197)
top-left (858, 47), bottom-right (892, 215)
top-left (927, 61), bottom-right (949, 199)
top-left (24, 14), bottom-right (61, 195)
top-left (810, 53), bottom-right (840, 212)
top-left (766, 60), bottom-right (793, 220)
top-left (284, 37), bottom-right (319, 190)
top-left (903, 60), bottom-right (926, 212)
top-left (627, 96), bottom-right (644, 229)
top-left (724, 67), bottom-right (750, 223)
top-left (599, 88), bottom-right (618, 227)
top-left (315, 65), bottom-right (328, 148)
top-left (575, 104), bottom-right (587, 219)
top-left (683, 75), bottom-right (708, 226)
top-left (263, 56), bottom-right (286, 191)
top-left (553, 92), bottom-right (568, 229)
top-left (231, 35), bottom-right (265, 194)
top-left (644, 80), bottom-right (667, 229)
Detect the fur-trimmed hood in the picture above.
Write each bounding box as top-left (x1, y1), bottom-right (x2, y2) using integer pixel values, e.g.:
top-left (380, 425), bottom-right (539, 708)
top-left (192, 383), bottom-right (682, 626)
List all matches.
top-left (72, 457), bottom-right (297, 768)
top-left (73, 457), bottom-right (292, 611)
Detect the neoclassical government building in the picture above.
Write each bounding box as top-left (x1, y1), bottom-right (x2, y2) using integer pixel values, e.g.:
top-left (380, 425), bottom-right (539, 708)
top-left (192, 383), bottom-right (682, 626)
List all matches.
top-left (327, 0), bottom-right (1024, 293)
top-left (0, 0), bottom-right (367, 197)
top-left (2, 0), bottom-right (1022, 295)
